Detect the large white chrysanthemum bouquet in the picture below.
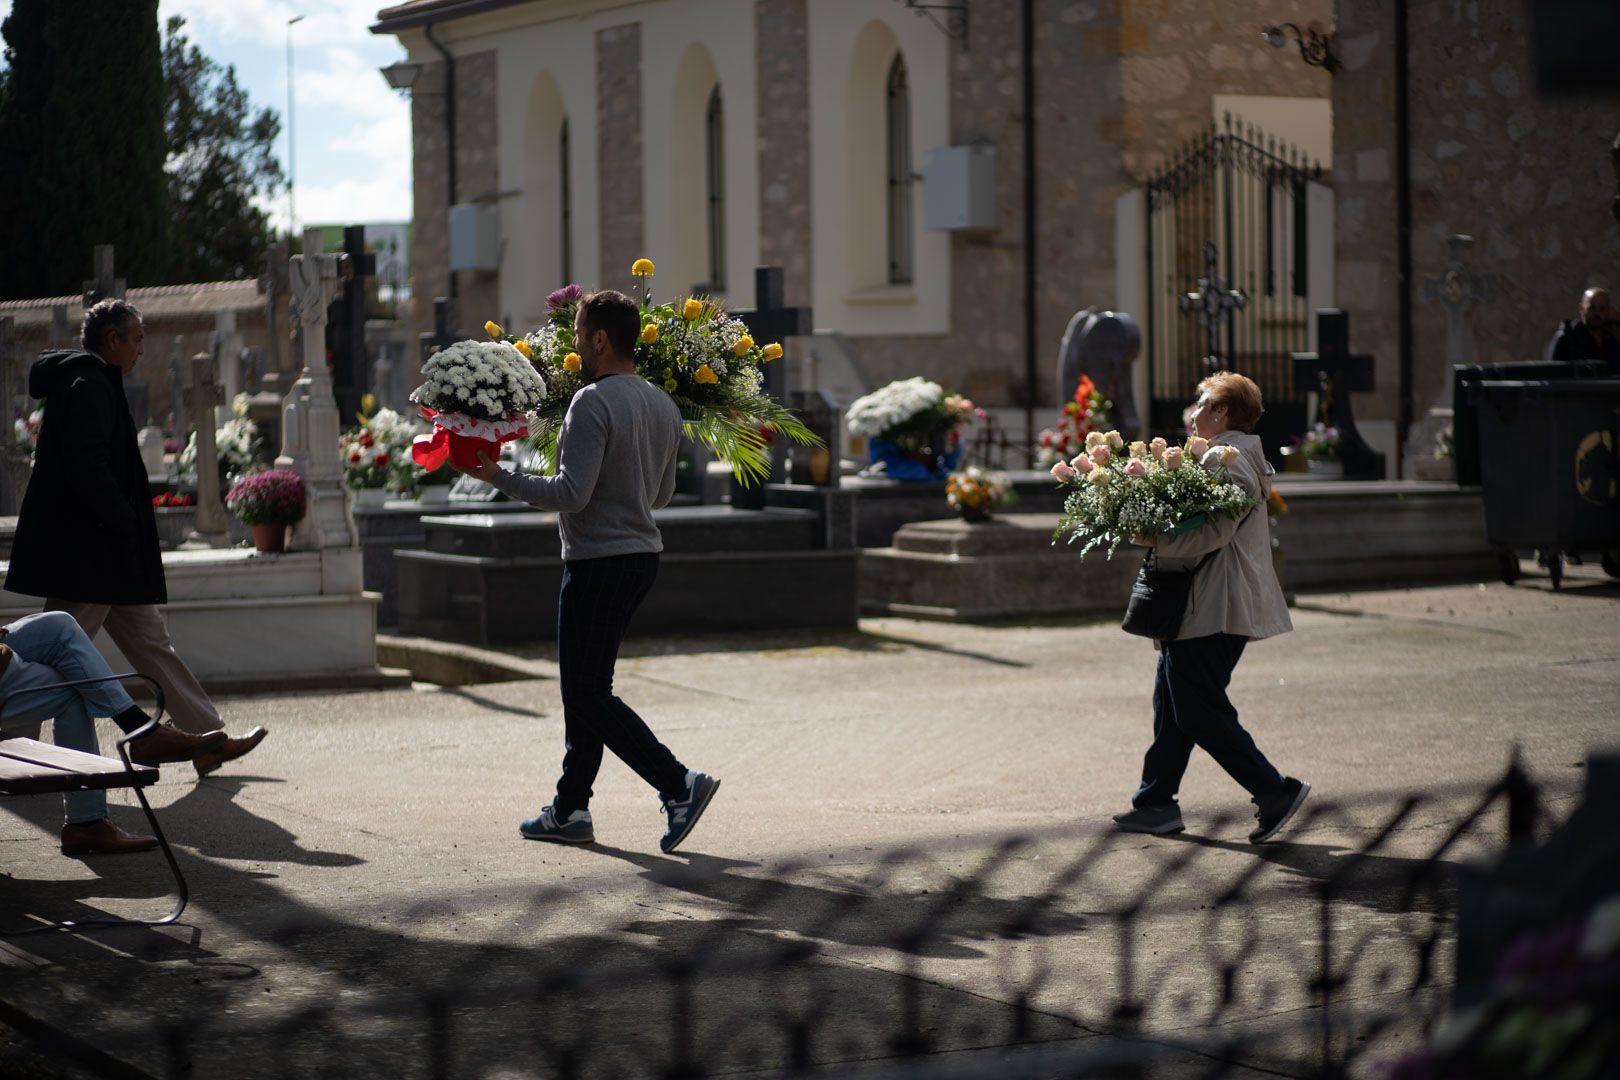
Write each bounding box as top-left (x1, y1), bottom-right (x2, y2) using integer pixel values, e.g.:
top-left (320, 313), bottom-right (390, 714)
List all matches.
top-left (846, 377), bottom-right (983, 454)
top-left (1051, 432), bottom-right (1256, 558)
top-left (510, 260), bottom-right (821, 485)
top-left (409, 338), bottom-right (547, 471)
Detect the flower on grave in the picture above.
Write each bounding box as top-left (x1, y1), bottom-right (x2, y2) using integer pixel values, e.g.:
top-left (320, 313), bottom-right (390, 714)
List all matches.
top-left (563, 352), bottom-right (582, 373)
top-left (484, 320), bottom-right (503, 339)
top-left (1125, 458), bottom-right (1147, 478)
top-left (1071, 453), bottom-right (1094, 473)
top-left (945, 466), bottom-right (1012, 519)
top-left (641, 323), bottom-right (659, 344)
top-left (1294, 422), bottom-right (1342, 463)
top-left (733, 334), bottom-right (755, 356)
top-left (225, 468), bottom-right (307, 527)
top-left (1051, 461), bottom-right (1076, 481)
top-left (845, 377), bottom-right (982, 453)
top-left (177, 416), bottom-right (263, 487)
top-left (1090, 444), bottom-right (1112, 466)
top-left (631, 258), bottom-right (656, 276)
top-left (762, 342), bottom-right (783, 362)
top-left (693, 363), bottom-right (719, 385)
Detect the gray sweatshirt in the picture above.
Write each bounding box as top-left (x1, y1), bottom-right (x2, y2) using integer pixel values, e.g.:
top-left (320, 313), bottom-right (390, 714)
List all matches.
top-left (491, 373), bottom-right (681, 560)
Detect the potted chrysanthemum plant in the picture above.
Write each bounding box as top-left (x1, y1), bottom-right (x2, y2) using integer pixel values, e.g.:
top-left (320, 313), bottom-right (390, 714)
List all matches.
top-left (409, 333), bottom-right (548, 473)
top-left (225, 469), bottom-right (307, 554)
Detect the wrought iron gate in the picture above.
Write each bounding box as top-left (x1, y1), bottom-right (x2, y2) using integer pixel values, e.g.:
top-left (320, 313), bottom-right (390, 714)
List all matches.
top-left (1145, 115), bottom-right (1322, 447)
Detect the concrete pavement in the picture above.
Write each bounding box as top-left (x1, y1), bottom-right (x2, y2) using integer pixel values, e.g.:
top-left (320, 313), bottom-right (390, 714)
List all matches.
top-left (1, 563), bottom-right (1616, 1077)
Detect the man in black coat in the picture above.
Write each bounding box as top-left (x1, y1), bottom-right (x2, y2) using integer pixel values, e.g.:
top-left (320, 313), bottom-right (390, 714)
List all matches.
top-left (5, 299), bottom-right (267, 776)
top-left (1546, 286), bottom-right (1620, 370)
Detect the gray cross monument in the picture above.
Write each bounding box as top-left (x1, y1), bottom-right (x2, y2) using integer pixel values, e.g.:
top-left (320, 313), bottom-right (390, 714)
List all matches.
top-left (1411, 234), bottom-right (1494, 479)
top-left (0, 316), bottom-right (30, 516)
top-left (182, 352), bottom-right (231, 547)
top-left (276, 228), bottom-right (357, 549)
top-left (1180, 241), bottom-right (1246, 374)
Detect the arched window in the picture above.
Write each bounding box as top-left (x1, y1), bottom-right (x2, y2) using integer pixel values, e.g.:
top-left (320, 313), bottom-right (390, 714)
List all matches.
top-left (885, 53), bottom-right (912, 285)
top-left (705, 85), bottom-right (726, 292)
top-left (559, 118), bottom-right (573, 285)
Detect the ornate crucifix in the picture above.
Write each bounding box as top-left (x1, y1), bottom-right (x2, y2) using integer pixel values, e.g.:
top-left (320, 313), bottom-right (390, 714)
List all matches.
top-left (1180, 241), bottom-right (1246, 374)
top-left (1422, 234), bottom-right (1492, 365)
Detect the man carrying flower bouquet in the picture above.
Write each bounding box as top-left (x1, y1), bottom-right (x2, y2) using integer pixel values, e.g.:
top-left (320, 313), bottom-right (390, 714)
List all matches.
top-left (453, 290), bottom-right (721, 854)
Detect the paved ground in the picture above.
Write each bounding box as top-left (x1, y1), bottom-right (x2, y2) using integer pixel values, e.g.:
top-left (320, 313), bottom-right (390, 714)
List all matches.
top-left (1, 562), bottom-right (1616, 1078)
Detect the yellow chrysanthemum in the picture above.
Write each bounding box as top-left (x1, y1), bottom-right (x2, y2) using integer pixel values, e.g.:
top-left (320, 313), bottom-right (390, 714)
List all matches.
top-left (733, 334), bottom-right (755, 357)
top-left (683, 298), bottom-right (704, 321)
top-left (563, 352), bottom-right (582, 373)
top-left (484, 320), bottom-right (503, 339)
top-left (762, 342), bottom-right (783, 361)
top-left (513, 339), bottom-right (533, 359)
top-left (631, 258), bottom-right (656, 276)
top-left (693, 364), bottom-right (719, 385)
top-left (641, 324), bottom-right (659, 344)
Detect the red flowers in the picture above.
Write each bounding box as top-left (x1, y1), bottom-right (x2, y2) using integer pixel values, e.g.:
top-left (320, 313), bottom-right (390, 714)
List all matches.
top-left (152, 491), bottom-right (194, 508)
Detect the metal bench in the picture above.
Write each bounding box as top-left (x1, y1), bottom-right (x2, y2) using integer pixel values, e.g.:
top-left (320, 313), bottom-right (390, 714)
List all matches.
top-left (0, 674), bottom-right (189, 936)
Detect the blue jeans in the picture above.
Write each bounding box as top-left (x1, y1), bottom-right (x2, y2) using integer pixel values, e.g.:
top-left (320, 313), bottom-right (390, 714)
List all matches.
top-left (553, 553), bottom-right (688, 816)
top-left (1133, 633), bottom-right (1285, 808)
top-left (0, 611), bottom-right (140, 824)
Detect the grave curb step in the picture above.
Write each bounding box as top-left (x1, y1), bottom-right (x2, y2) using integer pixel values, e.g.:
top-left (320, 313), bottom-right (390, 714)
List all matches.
top-left (376, 634), bottom-right (557, 686)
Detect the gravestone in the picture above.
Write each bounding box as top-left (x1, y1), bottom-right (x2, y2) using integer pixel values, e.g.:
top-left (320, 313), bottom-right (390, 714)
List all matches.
top-left (167, 336), bottom-right (187, 440)
top-left (1180, 241), bottom-right (1245, 374)
top-left (258, 240), bottom-right (296, 390)
top-left (1057, 308), bottom-right (1142, 438)
top-left (1292, 310), bottom-right (1386, 480)
top-left (211, 310), bottom-right (243, 426)
top-left (786, 389), bottom-right (841, 486)
top-left (327, 224), bottom-right (376, 423)
top-left (420, 296), bottom-right (461, 368)
top-left (182, 352), bottom-right (231, 547)
top-left (276, 228), bottom-right (357, 549)
top-left (47, 306), bottom-right (69, 350)
top-left (731, 266), bottom-right (813, 508)
top-left (1411, 235), bottom-right (1493, 481)
top-left (0, 316), bottom-right (30, 516)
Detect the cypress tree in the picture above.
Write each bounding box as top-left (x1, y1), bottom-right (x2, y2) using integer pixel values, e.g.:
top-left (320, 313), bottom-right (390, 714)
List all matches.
top-left (0, 0), bottom-right (49, 299)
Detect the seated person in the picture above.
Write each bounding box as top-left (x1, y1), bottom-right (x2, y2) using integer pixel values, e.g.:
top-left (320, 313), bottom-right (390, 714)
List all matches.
top-left (0, 611), bottom-right (225, 856)
top-left (1546, 286), bottom-right (1620, 369)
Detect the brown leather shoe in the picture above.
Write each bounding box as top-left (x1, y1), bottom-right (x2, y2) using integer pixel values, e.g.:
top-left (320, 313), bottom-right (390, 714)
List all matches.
top-left (192, 726), bottom-right (269, 777)
top-left (126, 722), bottom-right (228, 766)
top-left (60, 818), bottom-right (159, 857)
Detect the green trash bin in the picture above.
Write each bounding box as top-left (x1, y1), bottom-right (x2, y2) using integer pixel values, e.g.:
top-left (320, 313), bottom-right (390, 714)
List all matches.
top-left (1452, 361), bottom-right (1609, 486)
top-left (1470, 379), bottom-right (1620, 588)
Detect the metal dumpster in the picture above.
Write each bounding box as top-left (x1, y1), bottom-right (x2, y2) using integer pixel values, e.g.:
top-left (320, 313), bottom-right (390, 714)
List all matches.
top-left (1453, 360), bottom-right (1609, 486)
top-left (1469, 379), bottom-right (1620, 588)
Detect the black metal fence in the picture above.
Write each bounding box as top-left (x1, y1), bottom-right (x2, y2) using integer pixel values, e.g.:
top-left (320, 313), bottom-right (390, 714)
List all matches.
top-left (3, 760), bottom-right (1601, 1080)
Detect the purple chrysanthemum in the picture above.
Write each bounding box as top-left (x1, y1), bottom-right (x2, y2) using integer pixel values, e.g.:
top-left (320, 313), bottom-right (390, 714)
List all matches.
top-left (546, 284), bottom-right (585, 311)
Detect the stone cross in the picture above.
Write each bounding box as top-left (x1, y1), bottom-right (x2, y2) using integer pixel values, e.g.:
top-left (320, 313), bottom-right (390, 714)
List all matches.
top-left (1423, 234), bottom-right (1492, 365)
top-left (1292, 309), bottom-right (1386, 480)
top-left (0, 316), bottom-right (28, 516)
top-left (1180, 241), bottom-right (1246, 374)
top-left (47, 305), bottom-right (69, 350)
top-left (183, 352), bottom-right (231, 545)
top-left (331, 224), bottom-right (378, 422)
top-left (258, 241), bottom-right (295, 382)
top-left (275, 227), bottom-right (356, 548)
top-left (731, 266), bottom-right (813, 507)
top-left (81, 244), bottom-right (126, 307)
top-left (167, 336), bottom-right (187, 439)
top-left (211, 310), bottom-right (243, 426)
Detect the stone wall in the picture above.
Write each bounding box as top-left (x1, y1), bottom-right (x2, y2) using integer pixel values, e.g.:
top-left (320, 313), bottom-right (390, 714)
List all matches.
top-left (1334, 0), bottom-right (1620, 437)
top-left (755, 0), bottom-right (813, 308)
top-left (596, 24), bottom-right (645, 296)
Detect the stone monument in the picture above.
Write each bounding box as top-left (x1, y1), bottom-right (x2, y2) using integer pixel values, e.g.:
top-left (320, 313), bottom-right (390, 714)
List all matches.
top-left (1411, 234), bottom-right (1492, 481)
top-left (1057, 308), bottom-right (1142, 438)
top-left (181, 352), bottom-right (231, 547)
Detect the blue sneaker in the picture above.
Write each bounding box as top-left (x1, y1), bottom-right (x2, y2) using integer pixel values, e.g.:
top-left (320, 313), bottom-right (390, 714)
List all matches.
top-left (660, 771), bottom-right (720, 853)
top-left (519, 805), bottom-right (594, 844)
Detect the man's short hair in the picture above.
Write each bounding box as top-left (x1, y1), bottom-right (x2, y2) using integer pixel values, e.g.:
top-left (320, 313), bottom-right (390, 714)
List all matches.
top-left (1198, 372), bottom-right (1265, 433)
top-left (577, 290), bottom-right (641, 356)
top-left (81, 299), bottom-right (141, 353)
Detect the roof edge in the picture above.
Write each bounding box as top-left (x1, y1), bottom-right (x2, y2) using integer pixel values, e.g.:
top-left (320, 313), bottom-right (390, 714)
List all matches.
top-left (370, 0), bottom-right (528, 34)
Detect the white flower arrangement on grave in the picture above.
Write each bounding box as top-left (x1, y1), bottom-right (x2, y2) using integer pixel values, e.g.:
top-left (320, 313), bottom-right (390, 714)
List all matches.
top-left (178, 394), bottom-right (262, 486)
top-left (339, 406), bottom-right (419, 492)
top-left (1050, 432), bottom-right (1256, 558)
top-left (409, 338), bottom-right (547, 472)
top-left (845, 377), bottom-right (983, 453)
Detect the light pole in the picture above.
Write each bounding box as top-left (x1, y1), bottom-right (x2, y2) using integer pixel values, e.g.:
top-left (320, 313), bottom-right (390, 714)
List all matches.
top-left (286, 14), bottom-right (306, 237)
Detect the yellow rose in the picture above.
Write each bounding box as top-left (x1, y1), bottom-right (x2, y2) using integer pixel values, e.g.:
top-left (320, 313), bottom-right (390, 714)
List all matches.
top-left (1088, 469), bottom-right (1110, 487)
top-left (513, 339), bottom-right (533, 359)
top-left (563, 352), bottom-right (582, 373)
top-left (733, 334), bottom-right (755, 357)
top-left (762, 342), bottom-right (783, 362)
top-left (1129, 440), bottom-right (1148, 459)
top-left (631, 258), bottom-right (656, 276)
top-left (484, 320), bottom-right (504, 339)
top-left (641, 324), bottom-right (658, 344)
top-left (1085, 431), bottom-right (1106, 450)
top-left (1106, 430), bottom-right (1125, 450)
top-left (693, 363), bottom-right (719, 385)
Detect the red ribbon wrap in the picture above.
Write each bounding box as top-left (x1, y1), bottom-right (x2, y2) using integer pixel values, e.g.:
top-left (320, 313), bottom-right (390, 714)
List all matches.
top-left (410, 408), bottom-right (528, 471)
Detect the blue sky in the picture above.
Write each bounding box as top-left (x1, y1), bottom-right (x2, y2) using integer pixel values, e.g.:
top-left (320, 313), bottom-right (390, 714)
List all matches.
top-left (1, 0), bottom-right (412, 230)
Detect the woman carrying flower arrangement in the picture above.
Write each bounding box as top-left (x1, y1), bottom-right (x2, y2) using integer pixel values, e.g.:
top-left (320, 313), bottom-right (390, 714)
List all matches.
top-left (1111, 372), bottom-right (1309, 845)
top-left (449, 289), bottom-right (721, 855)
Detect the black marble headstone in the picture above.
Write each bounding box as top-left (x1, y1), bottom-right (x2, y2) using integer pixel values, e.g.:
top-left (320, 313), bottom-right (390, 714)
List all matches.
top-left (1292, 310), bottom-right (1386, 479)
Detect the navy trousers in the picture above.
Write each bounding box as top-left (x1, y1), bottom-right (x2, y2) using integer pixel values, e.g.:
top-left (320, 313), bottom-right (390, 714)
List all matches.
top-left (1132, 632), bottom-right (1285, 808)
top-left (552, 552), bottom-right (688, 815)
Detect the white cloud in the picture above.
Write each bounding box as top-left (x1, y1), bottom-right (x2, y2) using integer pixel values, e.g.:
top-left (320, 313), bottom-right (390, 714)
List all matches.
top-left (283, 176), bottom-right (412, 229)
top-left (159, 0), bottom-right (384, 48)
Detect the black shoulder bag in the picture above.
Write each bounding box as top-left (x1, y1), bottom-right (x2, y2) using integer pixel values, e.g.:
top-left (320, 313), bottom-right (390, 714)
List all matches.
top-left (1120, 547), bottom-right (1221, 640)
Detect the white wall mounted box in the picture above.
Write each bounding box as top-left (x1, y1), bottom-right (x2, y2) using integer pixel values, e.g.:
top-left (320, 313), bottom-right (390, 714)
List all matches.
top-left (449, 203), bottom-right (500, 271)
top-left (923, 144), bottom-right (997, 231)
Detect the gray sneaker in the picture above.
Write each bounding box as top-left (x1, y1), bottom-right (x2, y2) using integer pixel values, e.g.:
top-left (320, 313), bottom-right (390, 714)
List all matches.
top-left (519, 806), bottom-right (595, 844)
top-left (660, 771), bottom-right (720, 853)
top-left (1249, 778), bottom-right (1310, 844)
top-left (1111, 804), bottom-right (1185, 835)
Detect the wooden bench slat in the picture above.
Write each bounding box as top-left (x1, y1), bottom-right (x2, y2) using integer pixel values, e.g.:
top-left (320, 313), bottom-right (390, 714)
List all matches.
top-left (0, 738), bottom-right (159, 795)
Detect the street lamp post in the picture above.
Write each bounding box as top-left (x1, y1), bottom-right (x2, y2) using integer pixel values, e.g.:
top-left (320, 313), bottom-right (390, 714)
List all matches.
top-left (286, 14), bottom-right (306, 237)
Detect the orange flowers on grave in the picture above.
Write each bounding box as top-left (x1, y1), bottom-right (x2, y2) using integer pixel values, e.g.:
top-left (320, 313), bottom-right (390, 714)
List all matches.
top-left (563, 352), bottom-right (582, 373)
top-left (693, 364), bottom-right (719, 385)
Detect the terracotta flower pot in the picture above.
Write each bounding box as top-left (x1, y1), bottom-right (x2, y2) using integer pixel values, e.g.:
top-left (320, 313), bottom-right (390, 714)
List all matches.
top-left (251, 522), bottom-right (287, 554)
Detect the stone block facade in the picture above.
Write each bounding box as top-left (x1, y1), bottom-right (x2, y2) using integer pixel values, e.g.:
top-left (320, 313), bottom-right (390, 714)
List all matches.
top-left (596, 24), bottom-right (644, 297)
top-left (755, 0), bottom-right (813, 307)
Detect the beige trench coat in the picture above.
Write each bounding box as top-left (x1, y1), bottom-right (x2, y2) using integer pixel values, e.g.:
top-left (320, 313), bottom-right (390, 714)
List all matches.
top-left (1150, 431), bottom-right (1293, 642)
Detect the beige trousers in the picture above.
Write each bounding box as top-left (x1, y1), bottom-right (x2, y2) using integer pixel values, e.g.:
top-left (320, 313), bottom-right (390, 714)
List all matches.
top-left (45, 600), bottom-right (224, 734)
